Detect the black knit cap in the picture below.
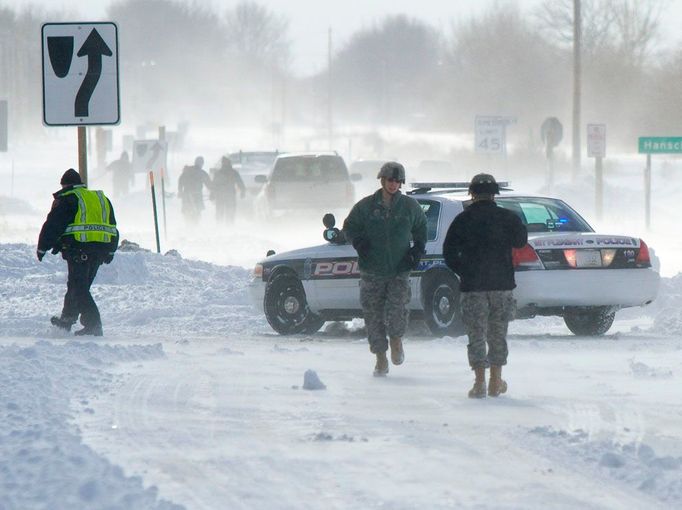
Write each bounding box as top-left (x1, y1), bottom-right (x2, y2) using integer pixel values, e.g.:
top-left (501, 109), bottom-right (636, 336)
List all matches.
top-left (60, 168), bottom-right (82, 185)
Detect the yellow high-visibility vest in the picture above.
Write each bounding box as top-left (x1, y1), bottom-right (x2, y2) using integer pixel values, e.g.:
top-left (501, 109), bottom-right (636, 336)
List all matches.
top-left (60, 186), bottom-right (117, 243)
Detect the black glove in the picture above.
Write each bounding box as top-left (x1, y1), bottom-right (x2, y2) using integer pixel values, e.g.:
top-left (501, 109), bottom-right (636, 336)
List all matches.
top-left (352, 237), bottom-right (371, 258)
top-left (36, 249), bottom-right (45, 262)
top-left (404, 243), bottom-right (425, 270)
top-left (104, 253), bottom-right (114, 264)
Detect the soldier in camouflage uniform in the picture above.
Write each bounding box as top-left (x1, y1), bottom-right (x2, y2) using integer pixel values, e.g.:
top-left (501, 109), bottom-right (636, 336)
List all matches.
top-left (343, 162), bottom-right (427, 376)
top-left (442, 174), bottom-right (527, 398)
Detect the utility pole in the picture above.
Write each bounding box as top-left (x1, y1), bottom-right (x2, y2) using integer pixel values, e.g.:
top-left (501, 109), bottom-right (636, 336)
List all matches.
top-left (327, 27), bottom-right (333, 151)
top-left (572, 0), bottom-right (582, 180)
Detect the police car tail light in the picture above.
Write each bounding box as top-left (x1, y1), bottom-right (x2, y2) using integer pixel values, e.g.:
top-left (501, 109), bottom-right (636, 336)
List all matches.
top-left (636, 239), bottom-right (651, 267)
top-left (600, 249), bottom-right (617, 267)
top-left (513, 244), bottom-right (543, 270)
top-left (563, 249), bottom-right (577, 268)
top-left (253, 263), bottom-right (263, 279)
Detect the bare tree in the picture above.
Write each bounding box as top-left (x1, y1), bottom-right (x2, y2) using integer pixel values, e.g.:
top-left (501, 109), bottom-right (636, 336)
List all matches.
top-left (534, 0), bottom-right (667, 65)
top-left (442, 4), bottom-right (563, 131)
top-left (223, 1), bottom-right (290, 69)
top-left (329, 15), bottom-right (442, 124)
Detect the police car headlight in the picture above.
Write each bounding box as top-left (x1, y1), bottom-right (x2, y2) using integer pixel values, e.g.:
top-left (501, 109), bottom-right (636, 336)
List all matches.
top-left (253, 263), bottom-right (263, 279)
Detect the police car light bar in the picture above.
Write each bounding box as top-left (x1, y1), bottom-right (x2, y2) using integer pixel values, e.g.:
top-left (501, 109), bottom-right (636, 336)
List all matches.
top-left (409, 182), bottom-right (511, 193)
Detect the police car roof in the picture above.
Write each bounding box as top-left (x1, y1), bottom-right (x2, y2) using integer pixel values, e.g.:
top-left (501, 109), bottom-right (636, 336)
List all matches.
top-left (407, 182), bottom-right (555, 201)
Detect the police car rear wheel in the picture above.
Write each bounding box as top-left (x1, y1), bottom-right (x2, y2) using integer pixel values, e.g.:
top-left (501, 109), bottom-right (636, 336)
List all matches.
top-left (264, 273), bottom-right (324, 335)
top-left (563, 307), bottom-right (615, 336)
top-left (423, 274), bottom-right (465, 338)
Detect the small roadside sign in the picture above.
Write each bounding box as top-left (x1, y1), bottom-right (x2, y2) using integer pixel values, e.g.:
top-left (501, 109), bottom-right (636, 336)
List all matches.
top-left (133, 140), bottom-right (168, 173)
top-left (42, 22), bottom-right (120, 126)
top-left (587, 124), bottom-right (606, 158)
top-left (475, 116), bottom-right (515, 155)
top-left (638, 137), bottom-right (682, 154)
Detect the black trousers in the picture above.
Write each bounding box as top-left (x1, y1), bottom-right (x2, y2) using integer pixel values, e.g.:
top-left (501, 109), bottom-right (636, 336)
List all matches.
top-left (61, 252), bottom-right (103, 328)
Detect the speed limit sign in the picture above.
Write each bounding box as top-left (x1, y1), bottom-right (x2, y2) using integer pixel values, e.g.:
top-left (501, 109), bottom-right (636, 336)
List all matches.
top-left (475, 116), bottom-right (511, 154)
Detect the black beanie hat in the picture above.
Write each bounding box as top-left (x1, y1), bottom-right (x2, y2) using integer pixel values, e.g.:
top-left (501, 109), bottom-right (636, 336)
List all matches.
top-left (60, 168), bottom-right (82, 185)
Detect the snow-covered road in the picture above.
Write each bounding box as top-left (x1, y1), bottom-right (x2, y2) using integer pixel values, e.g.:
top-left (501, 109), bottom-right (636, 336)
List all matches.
top-left (3, 141), bottom-right (682, 508)
top-left (74, 333), bottom-right (681, 510)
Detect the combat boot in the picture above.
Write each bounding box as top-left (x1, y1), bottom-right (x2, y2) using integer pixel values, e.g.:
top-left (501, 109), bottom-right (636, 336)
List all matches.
top-left (488, 365), bottom-right (508, 397)
top-left (389, 336), bottom-right (404, 365)
top-left (50, 315), bottom-right (76, 332)
top-left (74, 324), bottom-right (103, 337)
top-left (468, 367), bottom-right (487, 399)
top-left (373, 351), bottom-right (389, 377)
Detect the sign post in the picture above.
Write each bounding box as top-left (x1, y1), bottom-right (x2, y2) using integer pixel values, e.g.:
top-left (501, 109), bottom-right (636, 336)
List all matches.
top-left (541, 117), bottom-right (563, 194)
top-left (638, 136), bottom-right (682, 230)
top-left (42, 22), bottom-right (120, 184)
top-left (0, 100), bottom-right (7, 152)
top-left (587, 123), bottom-right (606, 220)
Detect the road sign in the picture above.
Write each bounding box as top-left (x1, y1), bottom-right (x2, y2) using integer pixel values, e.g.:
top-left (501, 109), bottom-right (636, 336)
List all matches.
top-left (133, 140), bottom-right (168, 173)
top-left (475, 116), bottom-right (514, 154)
top-left (587, 124), bottom-right (606, 158)
top-left (541, 117), bottom-right (563, 148)
top-left (638, 137), bottom-right (682, 154)
top-left (42, 22), bottom-right (120, 126)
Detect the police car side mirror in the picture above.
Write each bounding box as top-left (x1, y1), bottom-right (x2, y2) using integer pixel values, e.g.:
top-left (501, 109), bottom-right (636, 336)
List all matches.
top-left (323, 227), bottom-right (346, 244)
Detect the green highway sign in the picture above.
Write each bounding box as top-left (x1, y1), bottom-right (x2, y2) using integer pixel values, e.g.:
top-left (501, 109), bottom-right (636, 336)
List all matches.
top-left (638, 137), bottom-right (682, 154)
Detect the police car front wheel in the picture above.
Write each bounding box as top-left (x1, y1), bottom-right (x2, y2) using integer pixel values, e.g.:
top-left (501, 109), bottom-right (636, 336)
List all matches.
top-left (264, 273), bottom-right (324, 335)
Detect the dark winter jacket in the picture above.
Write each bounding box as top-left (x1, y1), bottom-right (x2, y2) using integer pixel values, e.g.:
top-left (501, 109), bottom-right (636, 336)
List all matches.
top-left (343, 189), bottom-right (427, 277)
top-left (178, 166), bottom-right (212, 208)
top-left (211, 167), bottom-right (245, 201)
top-left (443, 199), bottom-right (527, 292)
top-left (37, 184), bottom-right (119, 259)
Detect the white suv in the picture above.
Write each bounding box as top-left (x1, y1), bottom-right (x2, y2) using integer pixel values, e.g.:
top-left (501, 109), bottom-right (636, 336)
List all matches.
top-left (254, 153), bottom-right (358, 218)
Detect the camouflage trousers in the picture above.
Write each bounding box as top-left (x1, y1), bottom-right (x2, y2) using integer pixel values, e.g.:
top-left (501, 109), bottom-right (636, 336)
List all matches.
top-left (360, 272), bottom-right (411, 354)
top-left (461, 290), bottom-right (516, 369)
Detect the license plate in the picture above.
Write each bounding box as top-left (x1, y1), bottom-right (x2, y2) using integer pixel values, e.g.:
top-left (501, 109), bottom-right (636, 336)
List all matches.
top-left (576, 250), bottom-right (602, 268)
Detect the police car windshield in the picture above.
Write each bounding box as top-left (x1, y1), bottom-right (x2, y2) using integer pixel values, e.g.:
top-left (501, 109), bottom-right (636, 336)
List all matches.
top-left (495, 197), bottom-right (593, 233)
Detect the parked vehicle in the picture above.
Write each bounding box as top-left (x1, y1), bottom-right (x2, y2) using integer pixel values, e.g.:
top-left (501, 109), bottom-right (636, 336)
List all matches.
top-left (249, 182), bottom-right (660, 337)
top-left (253, 152), bottom-right (360, 218)
top-left (226, 151), bottom-right (283, 197)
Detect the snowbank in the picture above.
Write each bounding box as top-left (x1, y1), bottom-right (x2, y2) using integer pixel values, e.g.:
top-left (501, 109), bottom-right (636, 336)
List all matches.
top-left (525, 426), bottom-right (682, 506)
top-left (0, 340), bottom-right (183, 510)
top-left (0, 243), bottom-right (265, 338)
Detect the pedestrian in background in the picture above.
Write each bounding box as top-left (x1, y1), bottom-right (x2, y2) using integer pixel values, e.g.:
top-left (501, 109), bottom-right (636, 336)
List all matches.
top-left (442, 173), bottom-right (527, 398)
top-left (343, 162), bottom-right (427, 376)
top-left (37, 169), bottom-right (119, 336)
top-left (178, 156), bottom-right (212, 224)
top-left (106, 150), bottom-right (134, 197)
top-left (211, 156), bottom-right (246, 224)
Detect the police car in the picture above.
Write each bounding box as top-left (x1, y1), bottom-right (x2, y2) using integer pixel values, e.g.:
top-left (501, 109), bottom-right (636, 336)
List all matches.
top-left (249, 183), bottom-right (660, 337)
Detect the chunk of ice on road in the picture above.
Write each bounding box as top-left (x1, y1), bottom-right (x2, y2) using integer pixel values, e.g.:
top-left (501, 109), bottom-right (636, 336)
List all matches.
top-left (303, 369), bottom-right (326, 390)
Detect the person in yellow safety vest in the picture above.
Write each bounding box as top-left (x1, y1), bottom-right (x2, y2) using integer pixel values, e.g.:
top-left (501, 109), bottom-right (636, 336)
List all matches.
top-left (37, 169), bottom-right (119, 336)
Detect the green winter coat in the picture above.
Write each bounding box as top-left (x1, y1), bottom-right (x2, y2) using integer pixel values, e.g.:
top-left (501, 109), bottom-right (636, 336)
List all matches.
top-left (343, 189), bottom-right (427, 277)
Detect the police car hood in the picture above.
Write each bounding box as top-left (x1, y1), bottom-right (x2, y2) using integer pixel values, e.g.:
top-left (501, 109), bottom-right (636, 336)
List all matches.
top-left (259, 244), bottom-right (328, 264)
top-left (527, 232), bottom-right (640, 249)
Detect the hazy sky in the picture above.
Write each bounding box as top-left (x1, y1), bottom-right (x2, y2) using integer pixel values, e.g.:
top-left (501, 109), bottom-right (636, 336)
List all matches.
top-left (11, 0), bottom-right (682, 74)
